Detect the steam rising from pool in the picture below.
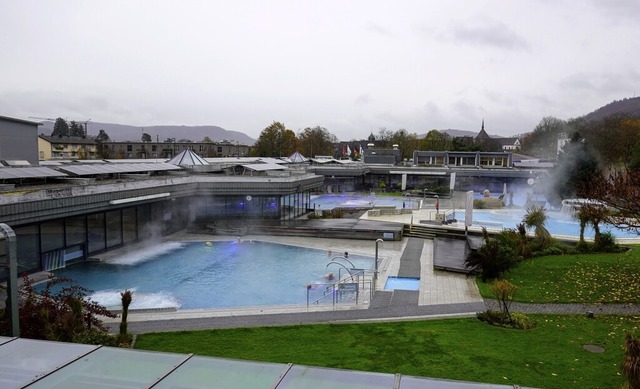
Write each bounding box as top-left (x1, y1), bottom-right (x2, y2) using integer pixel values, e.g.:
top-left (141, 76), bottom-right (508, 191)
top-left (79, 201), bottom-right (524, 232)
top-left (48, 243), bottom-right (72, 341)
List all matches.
top-left (90, 289), bottom-right (181, 310)
top-left (105, 242), bottom-right (185, 266)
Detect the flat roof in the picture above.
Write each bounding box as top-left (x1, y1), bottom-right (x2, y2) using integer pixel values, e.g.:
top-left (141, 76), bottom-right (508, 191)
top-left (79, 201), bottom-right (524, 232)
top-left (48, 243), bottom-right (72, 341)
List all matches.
top-left (0, 115), bottom-right (42, 126)
top-left (56, 163), bottom-right (182, 176)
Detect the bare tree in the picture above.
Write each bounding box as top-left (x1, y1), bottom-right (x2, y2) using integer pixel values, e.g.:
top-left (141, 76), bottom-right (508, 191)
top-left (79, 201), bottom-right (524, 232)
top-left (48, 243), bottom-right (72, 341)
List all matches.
top-left (579, 169), bottom-right (640, 234)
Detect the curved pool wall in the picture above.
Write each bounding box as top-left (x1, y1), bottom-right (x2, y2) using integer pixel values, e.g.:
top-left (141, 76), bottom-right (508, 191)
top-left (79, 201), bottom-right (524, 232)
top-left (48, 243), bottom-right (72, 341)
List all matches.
top-left (49, 241), bottom-right (374, 310)
top-left (310, 194), bottom-right (420, 210)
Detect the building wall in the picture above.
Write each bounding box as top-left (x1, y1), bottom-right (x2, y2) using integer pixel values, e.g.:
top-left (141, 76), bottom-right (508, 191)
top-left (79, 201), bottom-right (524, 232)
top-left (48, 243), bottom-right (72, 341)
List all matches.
top-left (0, 117), bottom-right (40, 165)
top-left (37, 137), bottom-right (53, 160)
top-left (102, 141), bottom-right (250, 159)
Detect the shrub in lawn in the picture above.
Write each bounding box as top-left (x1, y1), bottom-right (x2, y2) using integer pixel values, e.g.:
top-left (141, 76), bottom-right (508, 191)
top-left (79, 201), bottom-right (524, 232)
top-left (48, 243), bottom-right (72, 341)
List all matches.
top-left (465, 228), bottom-right (519, 282)
top-left (477, 280), bottom-right (534, 329)
top-left (490, 279), bottom-right (518, 319)
top-left (595, 231), bottom-right (621, 253)
top-left (622, 332), bottom-right (640, 389)
top-left (509, 312), bottom-right (536, 330)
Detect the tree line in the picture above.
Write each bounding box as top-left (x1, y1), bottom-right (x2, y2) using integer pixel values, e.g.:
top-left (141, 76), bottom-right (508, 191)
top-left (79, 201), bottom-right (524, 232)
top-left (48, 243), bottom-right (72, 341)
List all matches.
top-left (250, 122), bottom-right (506, 160)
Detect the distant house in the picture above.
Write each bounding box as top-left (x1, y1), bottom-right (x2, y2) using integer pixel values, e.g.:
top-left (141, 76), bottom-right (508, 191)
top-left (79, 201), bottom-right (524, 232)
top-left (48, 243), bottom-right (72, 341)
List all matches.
top-left (474, 120), bottom-right (520, 151)
top-left (362, 147), bottom-right (401, 165)
top-left (496, 137), bottom-right (521, 151)
top-left (38, 135), bottom-right (97, 160)
top-left (0, 115), bottom-right (41, 165)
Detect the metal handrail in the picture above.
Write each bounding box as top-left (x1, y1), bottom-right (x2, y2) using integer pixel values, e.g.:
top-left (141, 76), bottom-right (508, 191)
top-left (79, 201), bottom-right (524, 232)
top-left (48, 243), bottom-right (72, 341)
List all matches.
top-left (307, 270), bottom-right (377, 307)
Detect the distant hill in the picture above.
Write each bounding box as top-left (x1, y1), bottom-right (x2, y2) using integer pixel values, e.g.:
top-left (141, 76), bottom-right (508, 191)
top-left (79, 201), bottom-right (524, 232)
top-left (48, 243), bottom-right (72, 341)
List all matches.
top-left (582, 97), bottom-right (640, 122)
top-left (417, 129), bottom-right (478, 139)
top-left (37, 121), bottom-right (257, 145)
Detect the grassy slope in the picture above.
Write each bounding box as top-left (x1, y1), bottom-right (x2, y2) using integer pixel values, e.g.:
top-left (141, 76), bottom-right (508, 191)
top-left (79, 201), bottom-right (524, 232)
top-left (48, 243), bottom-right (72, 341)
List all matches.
top-left (135, 315), bottom-right (638, 389)
top-left (477, 247), bottom-right (640, 303)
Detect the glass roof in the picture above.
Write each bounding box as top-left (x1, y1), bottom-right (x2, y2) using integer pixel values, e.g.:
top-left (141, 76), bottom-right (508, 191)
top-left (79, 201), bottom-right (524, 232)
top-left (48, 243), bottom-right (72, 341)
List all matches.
top-left (26, 347), bottom-right (189, 388)
top-left (277, 365), bottom-right (396, 389)
top-left (167, 150), bottom-right (209, 166)
top-left (152, 356), bottom-right (288, 389)
top-left (0, 338), bottom-right (98, 388)
top-left (0, 337), bottom-right (536, 388)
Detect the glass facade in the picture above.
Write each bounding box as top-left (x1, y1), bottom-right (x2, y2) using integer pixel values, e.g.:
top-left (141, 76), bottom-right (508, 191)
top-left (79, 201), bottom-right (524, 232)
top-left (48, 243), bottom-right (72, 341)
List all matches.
top-left (65, 216), bottom-right (86, 246)
top-left (3, 189), bottom-right (311, 277)
top-left (14, 225), bottom-right (39, 273)
top-left (87, 213), bottom-right (105, 253)
top-left (106, 210), bottom-right (123, 249)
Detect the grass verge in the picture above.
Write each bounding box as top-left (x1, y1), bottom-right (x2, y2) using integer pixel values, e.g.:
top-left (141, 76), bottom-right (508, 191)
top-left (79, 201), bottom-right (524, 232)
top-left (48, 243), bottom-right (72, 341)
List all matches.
top-left (135, 314), bottom-right (638, 388)
top-left (477, 247), bottom-right (640, 303)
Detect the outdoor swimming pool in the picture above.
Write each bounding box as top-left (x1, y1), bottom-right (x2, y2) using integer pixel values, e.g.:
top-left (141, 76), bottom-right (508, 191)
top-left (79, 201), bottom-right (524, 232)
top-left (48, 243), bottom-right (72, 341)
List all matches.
top-left (51, 241), bottom-right (374, 310)
top-left (310, 194), bottom-right (419, 210)
top-left (471, 209), bottom-right (636, 239)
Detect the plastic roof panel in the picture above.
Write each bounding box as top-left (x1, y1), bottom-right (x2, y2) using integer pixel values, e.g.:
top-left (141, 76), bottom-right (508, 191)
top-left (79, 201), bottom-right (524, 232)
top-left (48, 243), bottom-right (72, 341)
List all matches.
top-left (0, 338), bottom-right (98, 388)
top-left (0, 167), bottom-right (67, 179)
top-left (26, 347), bottom-right (189, 389)
top-left (0, 338), bottom-right (537, 388)
top-left (153, 356), bottom-right (288, 389)
top-left (277, 365), bottom-right (396, 389)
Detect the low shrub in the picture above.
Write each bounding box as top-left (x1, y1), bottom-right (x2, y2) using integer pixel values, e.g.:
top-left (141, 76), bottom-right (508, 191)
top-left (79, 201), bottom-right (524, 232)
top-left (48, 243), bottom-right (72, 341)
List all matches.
top-left (595, 231), bottom-right (621, 253)
top-left (509, 313), bottom-right (537, 329)
top-left (476, 311), bottom-right (536, 330)
top-left (73, 330), bottom-right (119, 347)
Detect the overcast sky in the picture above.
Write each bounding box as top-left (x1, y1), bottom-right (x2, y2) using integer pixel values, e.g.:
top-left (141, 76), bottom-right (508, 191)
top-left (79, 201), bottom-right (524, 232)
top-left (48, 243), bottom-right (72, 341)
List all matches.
top-left (2, 1), bottom-right (639, 140)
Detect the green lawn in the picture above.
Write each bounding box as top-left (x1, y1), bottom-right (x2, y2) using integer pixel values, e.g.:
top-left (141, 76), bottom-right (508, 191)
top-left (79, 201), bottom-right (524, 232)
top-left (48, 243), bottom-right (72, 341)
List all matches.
top-left (477, 247), bottom-right (640, 303)
top-left (135, 314), bottom-right (637, 389)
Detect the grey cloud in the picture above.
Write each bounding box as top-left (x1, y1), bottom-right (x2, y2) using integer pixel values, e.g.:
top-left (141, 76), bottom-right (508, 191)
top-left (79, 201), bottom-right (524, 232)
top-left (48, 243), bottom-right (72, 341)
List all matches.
top-left (587, 0), bottom-right (640, 23)
top-left (445, 20), bottom-right (530, 51)
top-left (559, 70), bottom-right (640, 96)
top-left (364, 21), bottom-right (393, 37)
top-left (354, 93), bottom-right (373, 106)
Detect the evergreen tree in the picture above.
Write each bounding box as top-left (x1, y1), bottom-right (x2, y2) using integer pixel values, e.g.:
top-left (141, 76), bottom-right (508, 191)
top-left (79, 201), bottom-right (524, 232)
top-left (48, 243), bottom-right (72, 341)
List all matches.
top-left (95, 129), bottom-right (111, 143)
top-left (69, 121), bottom-right (84, 137)
top-left (51, 117), bottom-right (69, 137)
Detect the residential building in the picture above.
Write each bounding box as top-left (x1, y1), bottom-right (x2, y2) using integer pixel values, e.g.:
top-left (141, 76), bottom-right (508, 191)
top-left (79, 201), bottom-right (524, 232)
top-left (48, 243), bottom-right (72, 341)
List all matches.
top-left (100, 141), bottom-right (250, 159)
top-left (38, 135), bottom-right (97, 160)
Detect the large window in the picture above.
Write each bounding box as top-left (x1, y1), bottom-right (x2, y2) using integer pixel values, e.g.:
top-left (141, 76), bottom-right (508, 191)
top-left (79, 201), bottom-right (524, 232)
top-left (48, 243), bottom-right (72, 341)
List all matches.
top-left (40, 219), bottom-right (64, 252)
top-left (87, 213), bottom-right (106, 253)
top-left (14, 225), bottom-right (40, 273)
top-left (137, 204), bottom-right (153, 240)
top-left (106, 210), bottom-right (123, 248)
top-left (122, 207), bottom-right (137, 244)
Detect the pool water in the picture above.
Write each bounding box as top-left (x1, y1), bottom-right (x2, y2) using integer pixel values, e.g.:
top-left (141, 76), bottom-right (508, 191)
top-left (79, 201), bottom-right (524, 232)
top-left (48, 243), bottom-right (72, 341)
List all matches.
top-left (471, 209), bottom-right (636, 239)
top-left (50, 241), bottom-right (374, 310)
top-left (384, 277), bottom-right (420, 291)
top-left (310, 194), bottom-right (419, 210)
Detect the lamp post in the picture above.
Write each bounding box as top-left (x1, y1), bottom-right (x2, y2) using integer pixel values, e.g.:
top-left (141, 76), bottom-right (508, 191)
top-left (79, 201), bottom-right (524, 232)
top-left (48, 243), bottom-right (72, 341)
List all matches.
top-left (375, 238), bottom-right (383, 280)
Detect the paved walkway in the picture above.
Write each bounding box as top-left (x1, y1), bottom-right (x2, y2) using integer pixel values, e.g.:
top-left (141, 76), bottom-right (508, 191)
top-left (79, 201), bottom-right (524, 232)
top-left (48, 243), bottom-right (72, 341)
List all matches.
top-left (104, 231), bottom-right (640, 334)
